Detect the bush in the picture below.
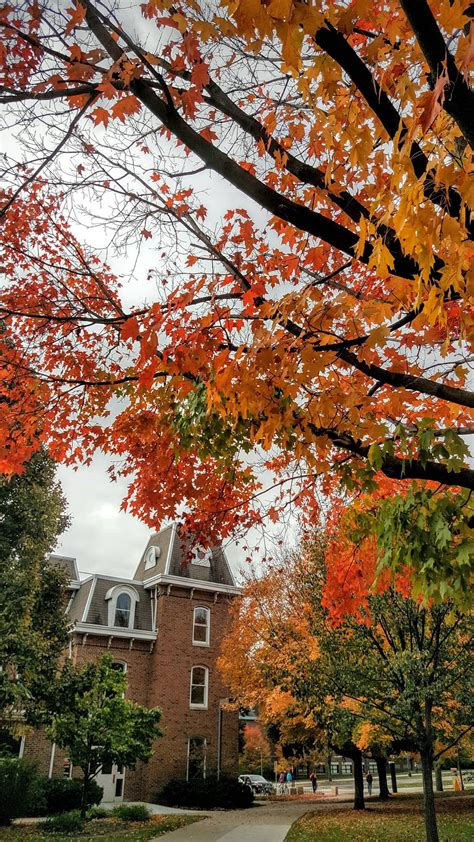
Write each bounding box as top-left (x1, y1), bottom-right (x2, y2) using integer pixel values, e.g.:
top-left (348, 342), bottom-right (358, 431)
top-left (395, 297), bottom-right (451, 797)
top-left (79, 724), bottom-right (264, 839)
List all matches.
top-left (43, 810), bottom-right (84, 834)
top-left (112, 804), bottom-right (150, 822)
top-left (31, 778), bottom-right (103, 815)
top-left (86, 806), bottom-right (109, 819)
top-left (0, 757), bottom-right (38, 825)
top-left (158, 775), bottom-right (254, 810)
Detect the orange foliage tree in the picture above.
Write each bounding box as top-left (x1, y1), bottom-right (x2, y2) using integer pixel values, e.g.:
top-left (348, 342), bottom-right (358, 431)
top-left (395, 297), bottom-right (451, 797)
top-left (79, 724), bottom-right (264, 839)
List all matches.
top-left (0, 1), bottom-right (472, 546)
top-left (240, 722), bottom-right (272, 774)
top-left (219, 539), bottom-right (473, 839)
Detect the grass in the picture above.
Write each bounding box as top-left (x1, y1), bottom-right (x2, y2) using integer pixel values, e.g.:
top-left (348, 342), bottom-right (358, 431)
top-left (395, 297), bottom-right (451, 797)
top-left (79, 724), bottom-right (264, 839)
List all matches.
top-left (285, 794), bottom-right (474, 842)
top-left (0, 815), bottom-right (203, 841)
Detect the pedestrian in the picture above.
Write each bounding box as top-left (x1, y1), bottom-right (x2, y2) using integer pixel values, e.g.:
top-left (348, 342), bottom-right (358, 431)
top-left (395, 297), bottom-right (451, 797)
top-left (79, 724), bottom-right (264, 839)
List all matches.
top-left (286, 770), bottom-right (293, 793)
top-left (309, 771), bottom-right (318, 793)
top-left (366, 771), bottom-right (373, 796)
top-left (278, 771), bottom-right (285, 795)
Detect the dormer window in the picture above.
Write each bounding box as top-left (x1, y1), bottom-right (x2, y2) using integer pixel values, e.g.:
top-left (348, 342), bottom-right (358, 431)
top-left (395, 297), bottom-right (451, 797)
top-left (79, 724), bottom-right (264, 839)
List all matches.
top-left (144, 546), bottom-right (160, 571)
top-left (106, 586), bottom-right (140, 630)
top-left (114, 593), bottom-right (131, 627)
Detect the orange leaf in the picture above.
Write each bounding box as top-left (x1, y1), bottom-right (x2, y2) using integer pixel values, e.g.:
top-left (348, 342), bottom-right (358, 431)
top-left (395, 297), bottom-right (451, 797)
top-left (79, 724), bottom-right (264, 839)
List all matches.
top-left (65, 2), bottom-right (86, 35)
top-left (92, 107), bottom-right (109, 127)
top-left (111, 95), bottom-right (142, 122)
top-left (121, 316), bottom-right (140, 341)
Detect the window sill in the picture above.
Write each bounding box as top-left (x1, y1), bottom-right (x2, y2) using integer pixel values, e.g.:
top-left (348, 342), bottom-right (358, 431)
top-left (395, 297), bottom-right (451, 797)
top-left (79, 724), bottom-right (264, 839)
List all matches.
top-left (189, 704), bottom-right (208, 710)
top-left (192, 640), bottom-right (210, 647)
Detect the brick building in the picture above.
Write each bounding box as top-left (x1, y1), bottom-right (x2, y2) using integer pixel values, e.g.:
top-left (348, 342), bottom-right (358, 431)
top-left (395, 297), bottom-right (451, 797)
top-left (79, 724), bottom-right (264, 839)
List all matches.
top-left (22, 524), bottom-right (241, 804)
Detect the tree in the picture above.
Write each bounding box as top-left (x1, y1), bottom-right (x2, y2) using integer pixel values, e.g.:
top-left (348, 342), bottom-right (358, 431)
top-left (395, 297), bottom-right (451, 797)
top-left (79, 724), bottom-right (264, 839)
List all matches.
top-left (47, 656), bottom-right (162, 816)
top-left (0, 1), bottom-right (472, 548)
top-left (240, 722), bottom-right (272, 775)
top-left (0, 449), bottom-right (70, 728)
top-left (219, 541), bottom-right (473, 839)
top-left (323, 479), bottom-right (474, 614)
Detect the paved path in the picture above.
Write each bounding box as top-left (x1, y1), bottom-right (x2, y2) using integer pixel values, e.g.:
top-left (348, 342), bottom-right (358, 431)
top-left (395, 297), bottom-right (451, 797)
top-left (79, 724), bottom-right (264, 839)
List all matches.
top-left (151, 801), bottom-right (311, 842)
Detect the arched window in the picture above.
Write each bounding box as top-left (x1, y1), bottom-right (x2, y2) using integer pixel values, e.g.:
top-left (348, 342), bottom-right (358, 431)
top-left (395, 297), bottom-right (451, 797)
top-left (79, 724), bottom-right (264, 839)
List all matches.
top-left (190, 666), bottom-right (208, 709)
top-left (193, 607), bottom-right (210, 646)
top-left (114, 593), bottom-right (131, 627)
top-left (106, 586), bottom-right (140, 629)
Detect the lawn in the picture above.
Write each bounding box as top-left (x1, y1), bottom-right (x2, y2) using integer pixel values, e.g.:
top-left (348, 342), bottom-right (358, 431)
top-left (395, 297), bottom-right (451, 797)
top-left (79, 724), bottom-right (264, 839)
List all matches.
top-left (0, 815), bottom-right (203, 842)
top-left (285, 795), bottom-right (474, 842)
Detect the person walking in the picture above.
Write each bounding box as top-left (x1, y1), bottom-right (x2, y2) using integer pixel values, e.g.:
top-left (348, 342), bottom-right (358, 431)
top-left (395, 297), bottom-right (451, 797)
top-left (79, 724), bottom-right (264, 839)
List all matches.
top-left (286, 770), bottom-right (293, 794)
top-left (366, 771), bottom-right (373, 796)
top-left (278, 771), bottom-right (285, 795)
top-left (309, 771), bottom-right (318, 793)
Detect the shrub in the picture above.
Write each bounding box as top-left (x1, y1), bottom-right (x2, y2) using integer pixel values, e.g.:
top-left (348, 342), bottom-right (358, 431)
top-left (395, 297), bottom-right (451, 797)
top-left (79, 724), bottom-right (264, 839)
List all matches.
top-left (112, 804), bottom-right (150, 822)
top-left (43, 810), bottom-right (84, 834)
top-left (31, 778), bottom-right (103, 815)
top-left (158, 775), bottom-right (254, 810)
top-left (0, 757), bottom-right (38, 825)
top-left (86, 806), bottom-right (109, 819)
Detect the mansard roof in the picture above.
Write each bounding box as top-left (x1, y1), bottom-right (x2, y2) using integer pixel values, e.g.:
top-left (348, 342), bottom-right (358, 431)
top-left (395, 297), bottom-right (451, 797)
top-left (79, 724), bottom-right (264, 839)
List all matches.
top-left (66, 525), bottom-right (237, 638)
top-left (48, 554), bottom-right (80, 589)
top-left (133, 523), bottom-right (236, 588)
top-left (68, 575), bottom-right (153, 632)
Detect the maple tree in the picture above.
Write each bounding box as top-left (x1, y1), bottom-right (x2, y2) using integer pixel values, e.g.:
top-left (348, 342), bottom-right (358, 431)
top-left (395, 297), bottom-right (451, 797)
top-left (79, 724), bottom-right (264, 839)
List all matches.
top-left (219, 540), bottom-right (473, 840)
top-left (0, 0), bottom-right (472, 550)
top-left (240, 722), bottom-right (272, 774)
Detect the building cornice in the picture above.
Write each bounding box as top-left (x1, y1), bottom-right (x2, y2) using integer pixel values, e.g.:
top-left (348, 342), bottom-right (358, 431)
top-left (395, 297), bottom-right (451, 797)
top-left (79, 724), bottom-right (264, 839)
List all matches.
top-left (71, 622), bottom-right (157, 641)
top-left (141, 573), bottom-right (242, 596)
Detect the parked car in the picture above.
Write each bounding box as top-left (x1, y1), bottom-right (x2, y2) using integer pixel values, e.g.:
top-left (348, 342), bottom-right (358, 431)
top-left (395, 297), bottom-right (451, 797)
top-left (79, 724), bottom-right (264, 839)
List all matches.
top-left (238, 774), bottom-right (274, 795)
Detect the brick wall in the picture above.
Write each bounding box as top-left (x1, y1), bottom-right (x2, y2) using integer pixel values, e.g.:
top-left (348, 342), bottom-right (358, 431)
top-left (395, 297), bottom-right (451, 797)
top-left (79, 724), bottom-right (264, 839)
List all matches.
top-left (22, 587), bottom-right (239, 803)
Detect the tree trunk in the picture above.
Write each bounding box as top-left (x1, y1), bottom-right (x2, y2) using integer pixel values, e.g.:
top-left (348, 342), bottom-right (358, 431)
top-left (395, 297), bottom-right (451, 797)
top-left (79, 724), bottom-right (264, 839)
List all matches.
top-left (353, 750), bottom-right (365, 810)
top-left (375, 757), bottom-right (390, 800)
top-left (327, 755), bottom-right (332, 781)
top-left (435, 763), bottom-right (443, 792)
top-left (80, 766), bottom-right (90, 819)
top-left (421, 751), bottom-right (439, 842)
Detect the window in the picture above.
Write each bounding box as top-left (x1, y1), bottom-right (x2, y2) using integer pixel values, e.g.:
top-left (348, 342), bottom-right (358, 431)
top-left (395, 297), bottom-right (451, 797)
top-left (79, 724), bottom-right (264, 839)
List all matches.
top-left (144, 546), bottom-right (160, 570)
top-left (193, 607), bottom-right (210, 646)
top-left (187, 737), bottom-right (206, 780)
top-left (106, 586), bottom-right (140, 629)
top-left (114, 593), bottom-right (131, 627)
top-left (190, 666), bottom-right (208, 708)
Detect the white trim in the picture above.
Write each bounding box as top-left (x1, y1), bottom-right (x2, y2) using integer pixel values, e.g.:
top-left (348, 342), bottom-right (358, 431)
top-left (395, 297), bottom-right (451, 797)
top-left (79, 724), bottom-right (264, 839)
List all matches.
top-left (81, 576), bottom-right (97, 622)
top-left (193, 606), bottom-right (210, 647)
top-left (164, 523), bottom-right (178, 576)
top-left (143, 573), bottom-right (241, 595)
top-left (48, 743), bottom-right (56, 779)
top-left (189, 665), bottom-right (209, 709)
top-left (220, 545), bottom-right (237, 587)
top-left (105, 585), bottom-right (140, 629)
top-left (18, 737), bottom-right (25, 759)
top-left (72, 622), bottom-right (157, 641)
top-left (82, 574), bottom-right (145, 585)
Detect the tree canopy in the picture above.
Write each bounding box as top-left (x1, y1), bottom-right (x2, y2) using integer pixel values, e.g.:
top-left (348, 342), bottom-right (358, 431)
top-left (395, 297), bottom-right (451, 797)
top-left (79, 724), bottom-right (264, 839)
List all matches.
top-left (47, 655), bottom-right (162, 815)
top-left (0, 1), bottom-right (472, 543)
top-left (218, 538), bottom-right (474, 836)
top-left (0, 449), bottom-right (70, 728)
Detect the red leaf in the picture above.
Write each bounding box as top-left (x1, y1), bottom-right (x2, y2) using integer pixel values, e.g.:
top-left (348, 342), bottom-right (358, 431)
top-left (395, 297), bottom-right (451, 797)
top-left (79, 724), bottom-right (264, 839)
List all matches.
top-left (120, 316), bottom-right (140, 341)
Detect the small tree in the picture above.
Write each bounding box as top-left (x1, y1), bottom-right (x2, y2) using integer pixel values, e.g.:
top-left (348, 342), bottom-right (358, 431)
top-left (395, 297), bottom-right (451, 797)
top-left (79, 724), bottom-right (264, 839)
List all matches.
top-left (241, 723), bottom-right (272, 775)
top-left (47, 656), bottom-right (162, 815)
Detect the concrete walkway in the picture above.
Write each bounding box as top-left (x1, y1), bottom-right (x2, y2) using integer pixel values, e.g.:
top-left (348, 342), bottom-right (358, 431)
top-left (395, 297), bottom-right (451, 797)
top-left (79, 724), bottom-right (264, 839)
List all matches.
top-left (151, 801), bottom-right (312, 842)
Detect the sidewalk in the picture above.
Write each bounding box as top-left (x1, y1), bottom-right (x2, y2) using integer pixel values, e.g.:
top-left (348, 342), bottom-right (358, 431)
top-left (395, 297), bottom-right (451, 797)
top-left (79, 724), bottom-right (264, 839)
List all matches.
top-left (150, 801), bottom-right (311, 842)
